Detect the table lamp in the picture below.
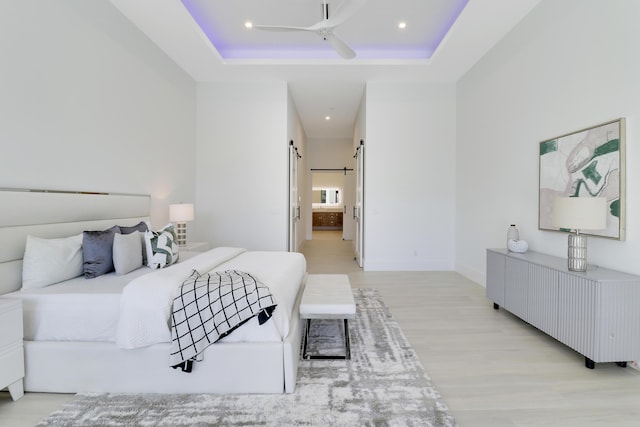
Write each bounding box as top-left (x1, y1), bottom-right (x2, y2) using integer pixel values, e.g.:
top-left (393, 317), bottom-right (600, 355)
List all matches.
top-left (169, 203), bottom-right (194, 246)
top-left (552, 197), bottom-right (606, 272)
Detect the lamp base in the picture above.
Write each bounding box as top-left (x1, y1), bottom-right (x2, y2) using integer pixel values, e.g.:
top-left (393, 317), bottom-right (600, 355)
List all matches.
top-left (175, 222), bottom-right (187, 246)
top-left (567, 232), bottom-right (588, 272)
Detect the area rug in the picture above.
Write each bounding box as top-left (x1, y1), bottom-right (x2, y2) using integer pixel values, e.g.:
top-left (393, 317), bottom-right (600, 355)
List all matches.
top-left (37, 288), bottom-right (456, 426)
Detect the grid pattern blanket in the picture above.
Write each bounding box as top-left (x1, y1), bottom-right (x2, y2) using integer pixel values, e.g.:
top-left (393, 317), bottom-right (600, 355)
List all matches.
top-left (170, 269), bottom-right (277, 371)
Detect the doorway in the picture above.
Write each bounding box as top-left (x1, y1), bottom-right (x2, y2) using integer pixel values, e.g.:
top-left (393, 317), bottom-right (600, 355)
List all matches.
top-left (311, 170), bottom-right (355, 241)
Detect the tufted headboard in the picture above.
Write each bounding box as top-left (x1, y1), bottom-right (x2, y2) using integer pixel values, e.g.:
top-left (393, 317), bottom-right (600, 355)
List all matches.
top-left (0, 188), bottom-right (150, 294)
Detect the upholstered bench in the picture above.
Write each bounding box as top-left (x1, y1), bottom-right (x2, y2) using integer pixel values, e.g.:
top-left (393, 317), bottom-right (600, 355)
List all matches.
top-left (300, 274), bottom-right (356, 360)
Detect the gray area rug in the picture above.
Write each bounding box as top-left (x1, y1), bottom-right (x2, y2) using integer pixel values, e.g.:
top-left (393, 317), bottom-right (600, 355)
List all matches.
top-left (38, 288), bottom-right (456, 426)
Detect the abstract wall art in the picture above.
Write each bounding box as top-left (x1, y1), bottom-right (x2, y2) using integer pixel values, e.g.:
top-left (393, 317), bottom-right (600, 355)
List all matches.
top-left (539, 118), bottom-right (625, 240)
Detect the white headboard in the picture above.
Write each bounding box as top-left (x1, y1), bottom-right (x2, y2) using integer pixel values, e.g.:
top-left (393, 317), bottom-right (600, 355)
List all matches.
top-left (0, 188), bottom-right (150, 294)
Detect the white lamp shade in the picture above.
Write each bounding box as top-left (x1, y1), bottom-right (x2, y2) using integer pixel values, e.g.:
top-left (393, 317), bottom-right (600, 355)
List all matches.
top-left (552, 197), bottom-right (607, 231)
top-left (169, 203), bottom-right (194, 222)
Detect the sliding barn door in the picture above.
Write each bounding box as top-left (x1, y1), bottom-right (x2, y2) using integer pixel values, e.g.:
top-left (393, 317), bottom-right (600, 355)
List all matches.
top-left (354, 141), bottom-right (364, 267)
top-left (288, 141), bottom-right (301, 252)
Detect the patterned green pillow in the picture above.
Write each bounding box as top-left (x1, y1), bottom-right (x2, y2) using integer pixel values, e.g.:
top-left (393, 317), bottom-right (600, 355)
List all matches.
top-left (144, 224), bottom-right (180, 269)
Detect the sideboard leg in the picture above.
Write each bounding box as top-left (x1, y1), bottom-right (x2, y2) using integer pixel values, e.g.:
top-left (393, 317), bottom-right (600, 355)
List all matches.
top-left (493, 303), bottom-right (499, 310)
top-left (616, 361), bottom-right (627, 368)
top-left (585, 357), bottom-right (595, 369)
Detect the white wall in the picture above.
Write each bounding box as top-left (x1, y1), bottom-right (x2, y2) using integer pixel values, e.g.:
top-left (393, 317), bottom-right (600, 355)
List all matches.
top-left (456, 0), bottom-right (640, 284)
top-left (0, 1), bottom-right (197, 226)
top-left (195, 81), bottom-right (289, 251)
top-left (365, 82), bottom-right (457, 270)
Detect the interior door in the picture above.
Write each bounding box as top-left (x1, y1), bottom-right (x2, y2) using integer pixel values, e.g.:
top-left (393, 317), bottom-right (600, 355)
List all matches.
top-left (288, 141), bottom-right (300, 252)
top-left (342, 171), bottom-right (355, 240)
top-left (354, 141), bottom-right (364, 267)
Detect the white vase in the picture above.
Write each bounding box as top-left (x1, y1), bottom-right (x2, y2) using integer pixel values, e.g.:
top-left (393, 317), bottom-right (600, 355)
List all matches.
top-left (507, 224), bottom-right (519, 250)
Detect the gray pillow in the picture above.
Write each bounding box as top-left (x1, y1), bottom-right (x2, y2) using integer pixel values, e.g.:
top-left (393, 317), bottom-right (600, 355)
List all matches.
top-left (82, 225), bottom-right (120, 279)
top-left (119, 221), bottom-right (149, 235)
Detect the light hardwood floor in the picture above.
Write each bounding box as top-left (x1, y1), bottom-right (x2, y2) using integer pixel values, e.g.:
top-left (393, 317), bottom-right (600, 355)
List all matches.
top-left (2, 231), bottom-right (640, 426)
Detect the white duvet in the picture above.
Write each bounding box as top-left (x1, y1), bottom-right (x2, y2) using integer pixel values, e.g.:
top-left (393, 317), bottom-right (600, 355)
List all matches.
top-left (116, 247), bottom-right (306, 349)
top-left (1, 247), bottom-right (306, 348)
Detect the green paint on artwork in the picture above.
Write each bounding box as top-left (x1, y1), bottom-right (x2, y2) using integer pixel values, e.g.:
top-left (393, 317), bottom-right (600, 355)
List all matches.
top-left (610, 199), bottom-right (620, 218)
top-left (540, 140), bottom-right (557, 156)
top-left (571, 179), bottom-right (600, 197)
top-left (582, 161), bottom-right (601, 185)
top-left (593, 138), bottom-right (619, 158)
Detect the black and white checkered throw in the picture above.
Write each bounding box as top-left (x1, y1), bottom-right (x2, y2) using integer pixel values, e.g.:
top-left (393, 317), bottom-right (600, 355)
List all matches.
top-left (170, 269), bottom-right (277, 372)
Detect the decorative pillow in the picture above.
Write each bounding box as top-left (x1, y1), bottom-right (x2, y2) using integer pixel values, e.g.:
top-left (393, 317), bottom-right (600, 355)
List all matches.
top-left (22, 234), bottom-right (84, 289)
top-left (82, 225), bottom-right (121, 279)
top-left (119, 221), bottom-right (150, 264)
top-left (113, 231), bottom-right (143, 275)
top-left (145, 224), bottom-right (179, 269)
top-left (119, 221), bottom-right (149, 235)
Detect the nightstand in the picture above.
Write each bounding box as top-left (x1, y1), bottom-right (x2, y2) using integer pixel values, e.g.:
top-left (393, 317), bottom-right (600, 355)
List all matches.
top-left (180, 242), bottom-right (210, 252)
top-left (0, 299), bottom-right (24, 401)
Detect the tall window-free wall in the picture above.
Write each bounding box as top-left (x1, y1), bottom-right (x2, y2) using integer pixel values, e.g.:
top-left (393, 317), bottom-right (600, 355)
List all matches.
top-left (456, 0), bottom-right (640, 284)
top-left (364, 82), bottom-right (456, 271)
top-left (195, 81), bottom-right (290, 251)
top-left (0, 1), bottom-right (197, 225)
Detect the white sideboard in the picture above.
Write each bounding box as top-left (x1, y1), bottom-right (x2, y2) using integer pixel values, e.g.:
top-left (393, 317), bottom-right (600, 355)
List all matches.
top-left (486, 248), bottom-right (640, 369)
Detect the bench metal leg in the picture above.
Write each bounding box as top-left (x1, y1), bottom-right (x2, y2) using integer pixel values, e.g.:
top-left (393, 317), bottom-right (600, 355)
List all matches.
top-left (344, 319), bottom-right (351, 359)
top-left (302, 319), bottom-right (311, 359)
top-left (302, 318), bottom-right (351, 360)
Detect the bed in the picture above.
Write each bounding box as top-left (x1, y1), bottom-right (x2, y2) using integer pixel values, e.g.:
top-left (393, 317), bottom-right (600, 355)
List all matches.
top-left (0, 189), bottom-right (307, 394)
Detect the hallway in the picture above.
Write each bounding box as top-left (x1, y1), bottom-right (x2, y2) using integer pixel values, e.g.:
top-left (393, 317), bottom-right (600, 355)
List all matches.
top-left (299, 231), bottom-right (361, 274)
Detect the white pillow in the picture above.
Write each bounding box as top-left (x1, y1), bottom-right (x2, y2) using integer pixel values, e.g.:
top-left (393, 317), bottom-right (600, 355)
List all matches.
top-left (113, 231), bottom-right (143, 275)
top-left (22, 234), bottom-right (83, 289)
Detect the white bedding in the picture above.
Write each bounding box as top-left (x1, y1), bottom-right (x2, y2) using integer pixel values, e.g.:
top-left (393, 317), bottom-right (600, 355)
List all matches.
top-left (117, 247), bottom-right (307, 349)
top-left (2, 266), bottom-right (149, 341)
top-left (1, 251), bottom-right (201, 341)
top-left (2, 247), bottom-right (306, 349)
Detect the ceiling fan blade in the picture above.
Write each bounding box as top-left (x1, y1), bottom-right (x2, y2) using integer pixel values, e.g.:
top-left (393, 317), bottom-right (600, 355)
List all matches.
top-left (253, 24), bottom-right (314, 32)
top-left (326, 33), bottom-right (356, 59)
top-left (323, 0), bottom-right (368, 27)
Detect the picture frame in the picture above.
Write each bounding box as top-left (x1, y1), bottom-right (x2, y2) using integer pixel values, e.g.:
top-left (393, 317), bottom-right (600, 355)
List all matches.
top-left (538, 118), bottom-right (625, 240)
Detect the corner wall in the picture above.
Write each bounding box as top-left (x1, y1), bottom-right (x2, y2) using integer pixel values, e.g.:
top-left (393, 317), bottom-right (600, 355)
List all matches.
top-left (456, 0), bottom-right (640, 284)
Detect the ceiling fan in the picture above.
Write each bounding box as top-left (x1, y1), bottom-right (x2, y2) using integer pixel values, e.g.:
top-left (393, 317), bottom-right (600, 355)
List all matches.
top-left (253, 0), bottom-right (367, 59)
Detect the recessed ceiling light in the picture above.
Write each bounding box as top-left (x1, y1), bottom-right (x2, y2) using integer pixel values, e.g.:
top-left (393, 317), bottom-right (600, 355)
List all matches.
top-left (325, 116), bottom-right (331, 121)
top-left (244, 21), bottom-right (253, 29)
top-left (398, 22), bottom-right (407, 30)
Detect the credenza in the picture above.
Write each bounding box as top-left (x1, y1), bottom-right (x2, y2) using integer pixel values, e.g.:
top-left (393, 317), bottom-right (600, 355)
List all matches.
top-left (486, 248), bottom-right (640, 369)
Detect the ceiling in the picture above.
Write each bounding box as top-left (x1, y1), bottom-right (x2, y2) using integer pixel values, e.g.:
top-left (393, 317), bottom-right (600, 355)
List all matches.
top-left (109, 0), bottom-right (540, 139)
top-left (180, 0), bottom-right (469, 61)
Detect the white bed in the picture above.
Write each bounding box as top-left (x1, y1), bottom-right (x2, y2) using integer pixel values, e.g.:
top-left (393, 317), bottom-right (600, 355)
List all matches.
top-left (0, 189), bottom-right (307, 394)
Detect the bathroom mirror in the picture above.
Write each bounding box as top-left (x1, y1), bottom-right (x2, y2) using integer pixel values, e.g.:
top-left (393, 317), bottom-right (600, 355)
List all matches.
top-left (312, 188), bottom-right (340, 205)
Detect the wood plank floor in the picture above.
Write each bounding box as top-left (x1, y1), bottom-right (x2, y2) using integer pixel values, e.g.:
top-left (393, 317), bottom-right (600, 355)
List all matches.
top-left (2, 231), bottom-right (640, 426)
